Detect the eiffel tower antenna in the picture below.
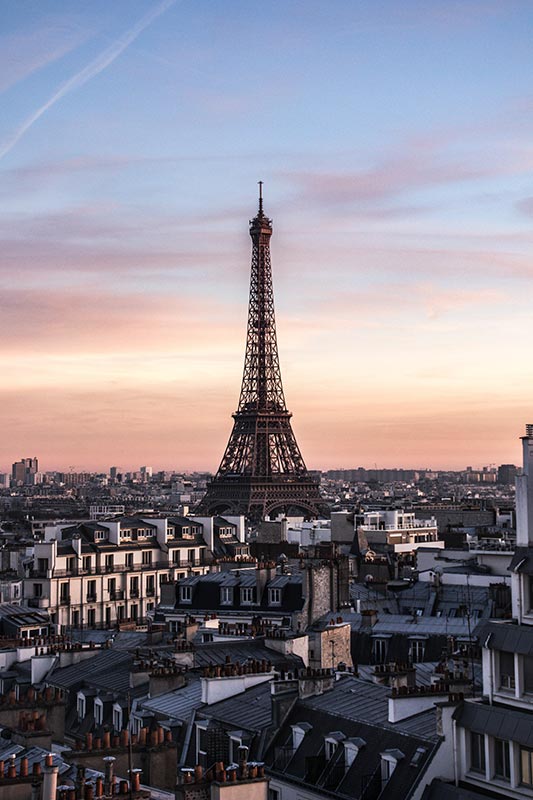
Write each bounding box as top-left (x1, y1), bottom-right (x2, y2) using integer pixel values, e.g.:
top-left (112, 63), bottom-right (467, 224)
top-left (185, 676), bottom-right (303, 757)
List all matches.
top-left (196, 186), bottom-right (326, 522)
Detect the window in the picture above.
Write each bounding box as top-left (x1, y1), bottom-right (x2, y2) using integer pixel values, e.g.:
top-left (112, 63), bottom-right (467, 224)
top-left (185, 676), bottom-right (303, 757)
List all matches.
top-left (196, 725), bottom-right (208, 767)
top-left (60, 583), bottom-right (69, 603)
top-left (494, 738), bottom-right (510, 781)
top-left (113, 706), bottom-right (123, 732)
top-left (524, 655), bottom-right (533, 694)
top-left (87, 608), bottom-right (95, 627)
top-left (67, 556), bottom-right (75, 573)
top-left (221, 587), bottom-right (233, 605)
top-left (325, 739), bottom-right (337, 760)
top-left (146, 576), bottom-right (155, 595)
top-left (142, 551), bottom-right (152, 566)
top-left (268, 790), bottom-right (280, 800)
top-left (269, 588), bottom-right (281, 606)
top-left (229, 736), bottom-right (242, 764)
top-left (188, 548), bottom-right (195, 564)
top-left (470, 732), bottom-right (485, 774)
top-left (33, 583), bottom-right (43, 598)
top-left (409, 640), bottom-right (425, 664)
top-left (105, 554), bottom-right (114, 572)
top-left (521, 747), bottom-right (533, 786)
top-left (108, 578), bottom-right (116, 595)
top-left (126, 553), bottom-right (134, 568)
top-left (180, 585), bottom-right (192, 602)
top-left (373, 638), bottom-right (388, 664)
top-left (77, 693), bottom-right (86, 721)
top-left (94, 699), bottom-right (103, 725)
top-left (499, 651), bottom-right (515, 690)
top-left (87, 580), bottom-right (96, 601)
top-left (172, 551), bottom-right (181, 565)
top-left (83, 556), bottom-right (91, 571)
top-left (241, 587), bottom-right (254, 605)
top-left (130, 577), bottom-right (139, 596)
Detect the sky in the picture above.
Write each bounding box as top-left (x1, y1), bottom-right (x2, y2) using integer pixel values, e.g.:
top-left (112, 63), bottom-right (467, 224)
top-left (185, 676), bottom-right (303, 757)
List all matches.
top-left (1, 0), bottom-right (533, 473)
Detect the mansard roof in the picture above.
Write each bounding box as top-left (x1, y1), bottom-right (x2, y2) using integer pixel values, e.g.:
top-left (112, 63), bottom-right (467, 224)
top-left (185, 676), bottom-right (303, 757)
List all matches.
top-left (265, 675), bottom-right (440, 800)
top-left (454, 699), bottom-right (533, 749)
top-left (477, 619), bottom-right (533, 656)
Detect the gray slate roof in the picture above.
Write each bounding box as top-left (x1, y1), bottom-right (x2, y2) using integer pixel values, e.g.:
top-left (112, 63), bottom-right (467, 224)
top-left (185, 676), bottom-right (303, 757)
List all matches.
top-left (479, 620), bottom-right (533, 656)
top-left (199, 679), bottom-right (272, 730)
top-left (141, 677), bottom-right (202, 721)
top-left (455, 700), bottom-right (533, 748)
top-left (302, 675), bottom-right (438, 740)
top-left (47, 649), bottom-right (134, 692)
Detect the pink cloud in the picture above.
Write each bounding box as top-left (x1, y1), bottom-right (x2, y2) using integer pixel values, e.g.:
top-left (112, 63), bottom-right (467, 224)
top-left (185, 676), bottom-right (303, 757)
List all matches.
top-left (0, 287), bottom-right (242, 355)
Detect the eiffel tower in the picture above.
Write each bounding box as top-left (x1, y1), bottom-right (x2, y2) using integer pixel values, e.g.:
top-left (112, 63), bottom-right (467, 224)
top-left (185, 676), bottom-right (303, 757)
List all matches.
top-left (196, 184), bottom-right (325, 522)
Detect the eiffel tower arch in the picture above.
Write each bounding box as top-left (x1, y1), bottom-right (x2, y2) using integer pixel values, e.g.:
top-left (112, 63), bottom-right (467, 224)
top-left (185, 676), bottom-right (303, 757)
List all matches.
top-left (196, 185), bottom-right (326, 522)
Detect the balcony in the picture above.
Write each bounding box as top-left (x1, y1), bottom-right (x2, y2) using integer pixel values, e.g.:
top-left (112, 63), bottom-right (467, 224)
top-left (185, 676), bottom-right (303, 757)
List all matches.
top-left (130, 590), bottom-right (140, 598)
top-left (146, 588), bottom-right (155, 597)
top-left (59, 595), bottom-right (71, 606)
top-left (86, 594), bottom-right (97, 603)
top-left (110, 590), bottom-right (124, 601)
top-left (26, 557), bottom-right (210, 580)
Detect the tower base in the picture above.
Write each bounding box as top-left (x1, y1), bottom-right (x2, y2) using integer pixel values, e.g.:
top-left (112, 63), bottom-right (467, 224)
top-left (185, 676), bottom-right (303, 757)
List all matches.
top-left (195, 475), bottom-right (326, 522)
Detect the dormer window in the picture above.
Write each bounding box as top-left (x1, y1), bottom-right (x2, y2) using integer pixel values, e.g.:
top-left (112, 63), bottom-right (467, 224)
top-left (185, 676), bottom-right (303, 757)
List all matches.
top-left (241, 587), bottom-right (254, 605)
top-left (380, 749), bottom-right (404, 788)
top-left (325, 732), bottom-right (345, 760)
top-left (180, 585), bottom-right (192, 603)
top-left (113, 704), bottom-right (123, 732)
top-left (291, 722), bottom-right (312, 751)
top-left (94, 698), bottom-right (103, 726)
top-left (344, 738), bottom-right (365, 771)
top-left (409, 639), bottom-right (425, 664)
top-left (221, 587), bottom-right (233, 605)
top-left (373, 638), bottom-right (388, 664)
top-left (77, 692), bottom-right (86, 721)
top-left (269, 588), bottom-right (281, 606)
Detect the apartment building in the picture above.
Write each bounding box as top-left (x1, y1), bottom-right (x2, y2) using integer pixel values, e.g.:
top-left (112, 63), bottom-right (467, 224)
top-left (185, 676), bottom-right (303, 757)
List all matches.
top-left (440, 425), bottom-right (533, 800)
top-left (357, 510), bottom-right (442, 554)
top-left (23, 516), bottom-right (217, 631)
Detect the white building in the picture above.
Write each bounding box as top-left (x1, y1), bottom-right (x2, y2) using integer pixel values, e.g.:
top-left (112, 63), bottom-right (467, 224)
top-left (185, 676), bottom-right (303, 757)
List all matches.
top-left (449, 424), bottom-right (533, 799)
top-left (357, 510), bottom-right (442, 554)
top-left (23, 515), bottom-right (214, 632)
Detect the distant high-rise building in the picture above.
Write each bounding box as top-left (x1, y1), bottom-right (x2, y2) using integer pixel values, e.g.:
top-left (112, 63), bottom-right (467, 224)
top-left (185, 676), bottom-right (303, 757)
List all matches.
top-left (110, 466), bottom-right (118, 481)
top-left (11, 457), bottom-right (39, 486)
top-left (498, 463), bottom-right (518, 484)
top-left (140, 465), bottom-right (153, 480)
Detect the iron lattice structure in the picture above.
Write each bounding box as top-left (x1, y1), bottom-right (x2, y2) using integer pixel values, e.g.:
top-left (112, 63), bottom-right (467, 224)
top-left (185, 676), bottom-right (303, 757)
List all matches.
top-left (196, 186), bottom-right (325, 521)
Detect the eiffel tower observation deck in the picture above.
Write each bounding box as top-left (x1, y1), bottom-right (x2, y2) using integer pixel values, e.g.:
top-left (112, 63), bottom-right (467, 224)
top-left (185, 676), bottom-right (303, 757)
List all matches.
top-left (196, 185), bottom-right (326, 522)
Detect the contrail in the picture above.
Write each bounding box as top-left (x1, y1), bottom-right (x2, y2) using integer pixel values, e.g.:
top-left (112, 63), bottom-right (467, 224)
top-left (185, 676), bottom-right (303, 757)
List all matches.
top-left (0, 0), bottom-right (176, 162)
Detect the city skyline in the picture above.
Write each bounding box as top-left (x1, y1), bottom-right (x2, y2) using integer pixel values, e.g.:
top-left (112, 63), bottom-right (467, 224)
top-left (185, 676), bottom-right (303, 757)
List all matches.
top-left (2, 1), bottom-right (533, 471)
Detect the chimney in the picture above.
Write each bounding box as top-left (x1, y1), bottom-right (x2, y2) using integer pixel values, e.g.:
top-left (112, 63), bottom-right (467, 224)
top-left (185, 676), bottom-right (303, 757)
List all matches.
top-left (360, 609), bottom-right (378, 627)
top-left (103, 756), bottom-right (115, 795)
top-left (238, 745), bottom-right (249, 779)
top-left (75, 763), bottom-right (86, 799)
top-left (42, 754), bottom-right (59, 800)
top-left (256, 563), bottom-right (276, 603)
